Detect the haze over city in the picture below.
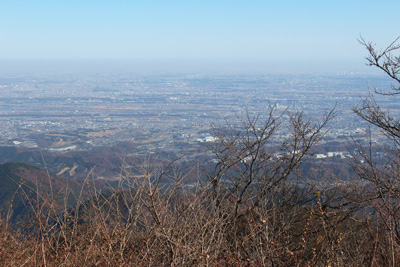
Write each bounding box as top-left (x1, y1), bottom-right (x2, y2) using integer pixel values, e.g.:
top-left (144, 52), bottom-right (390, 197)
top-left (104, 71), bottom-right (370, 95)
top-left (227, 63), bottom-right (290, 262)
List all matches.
top-left (0, 0), bottom-right (399, 172)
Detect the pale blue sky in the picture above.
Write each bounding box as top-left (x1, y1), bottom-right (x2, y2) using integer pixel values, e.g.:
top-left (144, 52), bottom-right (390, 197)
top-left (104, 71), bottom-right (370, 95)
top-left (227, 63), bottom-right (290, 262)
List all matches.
top-left (0, 0), bottom-right (399, 72)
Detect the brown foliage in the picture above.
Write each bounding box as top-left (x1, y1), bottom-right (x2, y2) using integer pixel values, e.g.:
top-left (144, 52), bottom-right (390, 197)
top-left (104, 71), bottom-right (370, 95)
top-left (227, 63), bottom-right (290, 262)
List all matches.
top-left (1, 133), bottom-right (400, 266)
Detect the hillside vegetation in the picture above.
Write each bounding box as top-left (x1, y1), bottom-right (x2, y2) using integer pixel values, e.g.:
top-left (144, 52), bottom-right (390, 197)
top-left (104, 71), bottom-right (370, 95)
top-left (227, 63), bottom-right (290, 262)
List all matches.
top-left (0, 162), bottom-right (83, 227)
top-left (0, 158), bottom-right (397, 266)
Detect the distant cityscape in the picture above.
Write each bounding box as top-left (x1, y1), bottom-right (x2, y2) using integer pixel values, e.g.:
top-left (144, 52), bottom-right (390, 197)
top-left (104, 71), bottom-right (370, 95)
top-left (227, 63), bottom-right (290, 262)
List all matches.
top-left (0, 72), bottom-right (398, 173)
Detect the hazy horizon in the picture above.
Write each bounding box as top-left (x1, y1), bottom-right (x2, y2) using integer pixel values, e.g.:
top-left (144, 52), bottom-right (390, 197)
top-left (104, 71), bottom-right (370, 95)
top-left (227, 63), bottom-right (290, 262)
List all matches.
top-left (0, 57), bottom-right (383, 76)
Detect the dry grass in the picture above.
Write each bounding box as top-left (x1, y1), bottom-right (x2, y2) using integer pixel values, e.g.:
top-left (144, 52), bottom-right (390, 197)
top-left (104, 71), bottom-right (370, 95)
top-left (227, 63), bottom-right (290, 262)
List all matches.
top-left (1, 159), bottom-right (400, 267)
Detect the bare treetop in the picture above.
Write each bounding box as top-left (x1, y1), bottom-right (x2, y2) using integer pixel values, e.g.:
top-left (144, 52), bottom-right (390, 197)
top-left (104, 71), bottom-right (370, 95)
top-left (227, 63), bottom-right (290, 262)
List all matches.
top-left (359, 36), bottom-right (400, 95)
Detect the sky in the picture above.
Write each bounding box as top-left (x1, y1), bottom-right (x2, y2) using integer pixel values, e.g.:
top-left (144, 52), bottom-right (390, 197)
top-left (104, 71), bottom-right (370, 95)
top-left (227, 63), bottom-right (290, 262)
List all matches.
top-left (0, 0), bottom-right (399, 73)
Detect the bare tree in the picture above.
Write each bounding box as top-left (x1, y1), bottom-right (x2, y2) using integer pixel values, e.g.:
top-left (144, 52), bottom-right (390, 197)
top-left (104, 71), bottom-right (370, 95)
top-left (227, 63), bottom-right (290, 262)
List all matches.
top-left (207, 106), bottom-right (335, 218)
top-left (359, 36), bottom-right (400, 95)
top-left (355, 37), bottom-right (400, 143)
top-left (352, 36), bottom-right (400, 258)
